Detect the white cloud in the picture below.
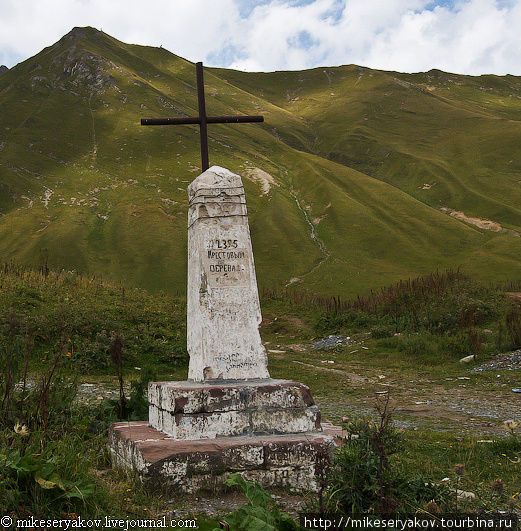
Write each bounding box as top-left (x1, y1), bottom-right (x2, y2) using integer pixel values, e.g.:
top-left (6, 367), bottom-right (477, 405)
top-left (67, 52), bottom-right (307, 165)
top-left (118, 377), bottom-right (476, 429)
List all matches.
top-left (1, 0), bottom-right (521, 75)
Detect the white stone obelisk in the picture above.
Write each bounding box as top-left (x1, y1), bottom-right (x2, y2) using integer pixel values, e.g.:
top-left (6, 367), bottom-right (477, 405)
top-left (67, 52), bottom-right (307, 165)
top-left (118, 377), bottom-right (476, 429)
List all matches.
top-left (187, 166), bottom-right (269, 381)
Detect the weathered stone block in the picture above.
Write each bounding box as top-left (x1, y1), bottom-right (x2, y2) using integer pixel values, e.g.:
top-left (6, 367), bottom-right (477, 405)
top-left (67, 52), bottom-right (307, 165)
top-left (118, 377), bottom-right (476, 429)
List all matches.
top-left (149, 379), bottom-right (314, 414)
top-left (148, 379), bottom-right (321, 439)
top-left (109, 422), bottom-right (338, 493)
top-left (149, 405), bottom-right (251, 439)
top-left (250, 405), bottom-right (320, 434)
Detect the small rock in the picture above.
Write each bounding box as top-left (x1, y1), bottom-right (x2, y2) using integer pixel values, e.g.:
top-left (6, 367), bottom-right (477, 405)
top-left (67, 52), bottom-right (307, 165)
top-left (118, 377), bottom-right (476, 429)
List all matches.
top-left (460, 355), bottom-right (475, 364)
top-left (457, 377), bottom-right (470, 380)
top-left (483, 329), bottom-right (493, 334)
top-left (456, 490), bottom-right (476, 501)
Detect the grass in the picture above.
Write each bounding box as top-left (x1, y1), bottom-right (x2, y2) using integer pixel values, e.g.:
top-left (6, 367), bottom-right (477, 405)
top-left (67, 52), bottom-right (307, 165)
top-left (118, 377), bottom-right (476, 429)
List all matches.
top-left (0, 261), bottom-right (188, 374)
top-left (1, 27), bottom-right (521, 297)
top-left (0, 262), bottom-right (519, 523)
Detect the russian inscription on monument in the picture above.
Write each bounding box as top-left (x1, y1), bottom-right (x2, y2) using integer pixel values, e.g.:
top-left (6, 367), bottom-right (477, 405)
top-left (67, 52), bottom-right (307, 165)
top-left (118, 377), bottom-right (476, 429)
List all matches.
top-left (187, 166), bottom-right (269, 381)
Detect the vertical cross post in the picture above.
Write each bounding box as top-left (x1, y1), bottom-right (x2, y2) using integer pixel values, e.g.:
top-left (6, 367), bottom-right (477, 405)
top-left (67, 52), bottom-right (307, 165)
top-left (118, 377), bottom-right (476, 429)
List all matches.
top-left (196, 62), bottom-right (209, 172)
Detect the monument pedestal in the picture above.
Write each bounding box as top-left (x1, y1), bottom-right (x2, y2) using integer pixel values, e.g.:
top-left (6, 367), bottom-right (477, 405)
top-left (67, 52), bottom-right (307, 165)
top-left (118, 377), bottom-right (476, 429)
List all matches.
top-left (110, 379), bottom-right (339, 493)
top-left (109, 167), bottom-right (340, 493)
top-left (148, 379), bottom-right (321, 439)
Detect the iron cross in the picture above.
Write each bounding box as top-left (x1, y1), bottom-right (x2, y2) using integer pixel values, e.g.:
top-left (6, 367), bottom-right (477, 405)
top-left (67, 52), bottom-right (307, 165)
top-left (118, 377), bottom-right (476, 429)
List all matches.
top-left (141, 62), bottom-right (264, 172)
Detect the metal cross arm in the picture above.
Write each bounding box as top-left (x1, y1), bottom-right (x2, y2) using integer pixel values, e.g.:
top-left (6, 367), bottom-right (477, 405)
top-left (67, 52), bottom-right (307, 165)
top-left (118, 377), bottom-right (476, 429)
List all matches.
top-left (140, 62), bottom-right (264, 172)
top-left (141, 116), bottom-right (264, 126)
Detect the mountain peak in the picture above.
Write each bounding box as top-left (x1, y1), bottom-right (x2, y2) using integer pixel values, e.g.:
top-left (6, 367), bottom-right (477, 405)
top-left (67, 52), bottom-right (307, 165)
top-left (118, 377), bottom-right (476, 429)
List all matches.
top-left (0, 65), bottom-right (8, 75)
top-left (62, 26), bottom-right (101, 41)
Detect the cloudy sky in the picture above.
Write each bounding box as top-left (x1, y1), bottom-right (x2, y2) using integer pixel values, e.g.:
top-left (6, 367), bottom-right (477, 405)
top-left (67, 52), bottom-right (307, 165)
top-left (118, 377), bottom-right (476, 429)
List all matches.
top-left (1, 0), bottom-right (520, 75)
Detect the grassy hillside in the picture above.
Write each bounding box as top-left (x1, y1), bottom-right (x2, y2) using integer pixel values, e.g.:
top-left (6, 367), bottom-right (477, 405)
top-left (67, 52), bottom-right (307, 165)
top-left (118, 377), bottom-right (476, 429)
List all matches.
top-left (0, 27), bottom-right (520, 296)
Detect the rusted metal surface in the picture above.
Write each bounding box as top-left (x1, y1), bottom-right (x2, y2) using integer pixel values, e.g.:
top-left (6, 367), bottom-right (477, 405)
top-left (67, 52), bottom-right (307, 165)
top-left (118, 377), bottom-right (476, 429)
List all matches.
top-left (196, 62), bottom-right (209, 172)
top-left (140, 62), bottom-right (264, 171)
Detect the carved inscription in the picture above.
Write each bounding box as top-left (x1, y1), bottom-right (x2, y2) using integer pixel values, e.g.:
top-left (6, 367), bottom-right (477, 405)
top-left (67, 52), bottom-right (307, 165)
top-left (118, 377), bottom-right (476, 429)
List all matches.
top-left (212, 352), bottom-right (259, 371)
top-left (203, 239), bottom-right (250, 288)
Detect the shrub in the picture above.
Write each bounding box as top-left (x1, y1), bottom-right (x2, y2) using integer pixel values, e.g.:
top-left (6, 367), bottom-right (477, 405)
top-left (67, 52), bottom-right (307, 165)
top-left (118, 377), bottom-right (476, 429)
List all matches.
top-left (398, 335), bottom-right (438, 359)
top-left (325, 400), bottom-right (451, 517)
top-left (315, 310), bottom-right (381, 334)
top-left (370, 324), bottom-right (395, 339)
top-left (315, 272), bottom-right (508, 338)
top-left (505, 305), bottom-right (521, 349)
top-left (215, 473), bottom-right (298, 530)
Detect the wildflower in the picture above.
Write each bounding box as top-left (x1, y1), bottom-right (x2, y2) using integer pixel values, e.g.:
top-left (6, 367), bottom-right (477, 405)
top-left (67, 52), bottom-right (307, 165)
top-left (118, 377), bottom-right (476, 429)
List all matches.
top-left (454, 464), bottom-right (465, 476)
top-left (14, 422), bottom-right (30, 436)
top-left (503, 420), bottom-right (518, 433)
top-left (423, 500), bottom-right (440, 515)
top-left (491, 479), bottom-right (504, 494)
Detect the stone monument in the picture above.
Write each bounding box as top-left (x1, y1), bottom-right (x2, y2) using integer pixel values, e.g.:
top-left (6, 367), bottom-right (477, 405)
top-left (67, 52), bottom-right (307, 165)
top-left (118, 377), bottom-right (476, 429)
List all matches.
top-left (186, 166), bottom-right (269, 381)
top-left (109, 166), bottom-right (339, 493)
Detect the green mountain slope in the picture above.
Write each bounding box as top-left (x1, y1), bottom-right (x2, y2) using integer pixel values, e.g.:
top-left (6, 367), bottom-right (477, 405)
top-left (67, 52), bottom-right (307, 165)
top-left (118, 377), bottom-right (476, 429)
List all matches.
top-left (216, 66), bottom-right (521, 230)
top-left (0, 27), bottom-right (519, 296)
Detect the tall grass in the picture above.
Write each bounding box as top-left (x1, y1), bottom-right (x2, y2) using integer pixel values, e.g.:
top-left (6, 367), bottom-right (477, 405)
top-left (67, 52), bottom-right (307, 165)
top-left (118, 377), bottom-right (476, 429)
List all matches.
top-left (262, 269), bottom-right (468, 314)
top-left (0, 261), bottom-right (188, 371)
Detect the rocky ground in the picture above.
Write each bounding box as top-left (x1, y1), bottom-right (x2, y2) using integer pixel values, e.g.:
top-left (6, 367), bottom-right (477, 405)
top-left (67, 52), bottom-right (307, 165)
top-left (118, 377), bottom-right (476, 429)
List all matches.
top-left (68, 339), bottom-right (520, 520)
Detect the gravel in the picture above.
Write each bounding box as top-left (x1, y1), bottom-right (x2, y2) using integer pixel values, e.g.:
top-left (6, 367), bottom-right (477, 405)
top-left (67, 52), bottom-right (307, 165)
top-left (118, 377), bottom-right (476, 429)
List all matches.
top-left (472, 350), bottom-right (521, 372)
top-left (311, 335), bottom-right (355, 350)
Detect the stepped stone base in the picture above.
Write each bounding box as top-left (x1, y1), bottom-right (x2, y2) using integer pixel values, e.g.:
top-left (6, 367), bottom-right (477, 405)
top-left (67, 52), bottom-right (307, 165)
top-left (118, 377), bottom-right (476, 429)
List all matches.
top-left (109, 379), bottom-right (342, 493)
top-left (109, 422), bottom-right (338, 493)
top-left (148, 379), bottom-right (321, 440)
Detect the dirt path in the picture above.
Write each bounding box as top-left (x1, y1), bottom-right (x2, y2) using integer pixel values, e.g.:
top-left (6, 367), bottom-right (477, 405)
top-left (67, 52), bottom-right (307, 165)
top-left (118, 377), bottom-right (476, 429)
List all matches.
top-left (312, 358), bottom-right (520, 435)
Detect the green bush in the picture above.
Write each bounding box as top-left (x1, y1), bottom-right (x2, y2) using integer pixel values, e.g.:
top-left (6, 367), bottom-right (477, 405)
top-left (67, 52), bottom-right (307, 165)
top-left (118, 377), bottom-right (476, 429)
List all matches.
top-left (315, 274), bottom-right (508, 338)
top-left (370, 324), bottom-right (395, 339)
top-left (0, 265), bottom-right (189, 371)
top-left (0, 433), bottom-right (96, 515)
top-left (325, 416), bottom-right (451, 516)
top-left (315, 310), bottom-right (382, 334)
top-left (215, 473), bottom-right (298, 530)
top-left (398, 335), bottom-right (438, 358)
